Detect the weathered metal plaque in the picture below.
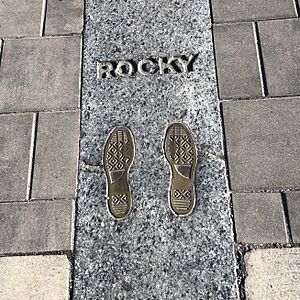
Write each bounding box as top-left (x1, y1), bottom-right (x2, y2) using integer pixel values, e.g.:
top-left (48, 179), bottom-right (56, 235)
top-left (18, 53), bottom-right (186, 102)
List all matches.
top-left (103, 126), bottom-right (135, 219)
top-left (164, 123), bottom-right (197, 216)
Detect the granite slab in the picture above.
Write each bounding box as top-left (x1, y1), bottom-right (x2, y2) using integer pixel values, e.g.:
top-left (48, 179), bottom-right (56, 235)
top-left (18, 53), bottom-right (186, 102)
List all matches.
top-left (73, 0), bottom-right (238, 299)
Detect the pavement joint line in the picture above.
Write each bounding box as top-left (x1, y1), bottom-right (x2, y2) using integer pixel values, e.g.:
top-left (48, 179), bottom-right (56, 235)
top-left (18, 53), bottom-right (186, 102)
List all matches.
top-left (0, 250), bottom-right (72, 258)
top-left (2, 33), bottom-right (82, 41)
top-left (280, 192), bottom-right (293, 243)
top-left (40, 0), bottom-right (48, 37)
top-left (70, 26), bottom-right (85, 300)
top-left (26, 113), bottom-right (38, 200)
top-left (220, 94), bottom-right (300, 102)
top-left (0, 39), bottom-right (3, 68)
top-left (220, 102), bottom-right (233, 192)
top-left (253, 22), bottom-right (268, 97)
top-left (229, 188), bottom-right (300, 193)
top-left (293, 0), bottom-right (300, 17)
top-left (0, 109), bottom-right (80, 116)
top-left (0, 198), bottom-right (75, 205)
top-left (213, 15), bottom-right (299, 25)
top-left (237, 243), bottom-right (300, 253)
top-left (209, 13), bottom-right (221, 101)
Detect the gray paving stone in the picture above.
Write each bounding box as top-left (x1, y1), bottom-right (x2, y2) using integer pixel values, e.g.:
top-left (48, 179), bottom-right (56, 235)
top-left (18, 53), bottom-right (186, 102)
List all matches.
top-left (214, 23), bottom-right (262, 99)
top-left (286, 192), bottom-right (300, 243)
top-left (32, 111), bottom-right (79, 199)
top-left (0, 113), bottom-right (33, 201)
top-left (211, 0), bottom-right (297, 23)
top-left (45, 0), bottom-right (83, 35)
top-left (223, 97), bottom-right (300, 191)
top-left (245, 248), bottom-right (300, 299)
top-left (0, 199), bottom-right (74, 254)
top-left (0, 36), bottom-right (81, 113)
top-left (0, 0), bottom-right (43, 37)
top-left (73, 0), bottom-right (238, 298)
top-left (0, 255), bottom-right (70, 300)
top-left (258, 18), bottom-right (300, 97)
top-left (232, 193), bottom-right (286, 244)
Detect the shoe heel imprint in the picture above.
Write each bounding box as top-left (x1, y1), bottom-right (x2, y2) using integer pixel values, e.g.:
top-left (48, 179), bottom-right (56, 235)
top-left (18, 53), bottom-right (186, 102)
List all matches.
top-left (164, 122), bottom-right (197, 216)
top-left (103, 126), bottom-right (135, 220)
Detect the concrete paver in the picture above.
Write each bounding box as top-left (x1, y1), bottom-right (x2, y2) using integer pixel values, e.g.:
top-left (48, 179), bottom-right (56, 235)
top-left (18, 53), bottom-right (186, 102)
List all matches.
top-left (285, 192), bottom-right (300, 243)
top-left (245, 248), bottom-right (300, 299)
top-left (0, 36), bottom-right (81, 113)
top-left (232, 193), bottom-right (287, 244)
top-left (258, 18), bottom-right (300, 97)
top-left (32, 111), bottom-right (80, 199)
top-left (211, 0), bottom-right (297, 23)
top-left (0, 200), bottom-right (74, 254)
top-left (0, 114), bottom-right (33, 201)
top-left (0, 255), bottom-right (70, 300)
top-left (0, 0), bottom-right (43, 38)
top-left (214, 23), bottom-right (262, 99)
top-left (45, 0), bottom-right (83, 35)
top-left (223, 97), bottom-right (300, 191)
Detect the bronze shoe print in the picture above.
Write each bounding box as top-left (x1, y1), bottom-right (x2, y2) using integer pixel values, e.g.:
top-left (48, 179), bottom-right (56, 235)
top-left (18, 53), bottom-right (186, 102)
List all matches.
top-left (164, 122), bottom-right (197, 216)
top-left (103, 126), bottom-right (135, 220)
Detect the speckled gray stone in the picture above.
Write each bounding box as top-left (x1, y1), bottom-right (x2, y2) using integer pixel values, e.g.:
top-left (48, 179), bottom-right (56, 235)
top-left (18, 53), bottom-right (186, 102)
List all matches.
top-left (73, 0), bottom-right (238, 299)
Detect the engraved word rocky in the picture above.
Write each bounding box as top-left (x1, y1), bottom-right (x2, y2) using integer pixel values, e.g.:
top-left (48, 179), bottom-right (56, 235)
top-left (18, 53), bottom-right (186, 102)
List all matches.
top-left (97, 53), bottom-right (197, 78)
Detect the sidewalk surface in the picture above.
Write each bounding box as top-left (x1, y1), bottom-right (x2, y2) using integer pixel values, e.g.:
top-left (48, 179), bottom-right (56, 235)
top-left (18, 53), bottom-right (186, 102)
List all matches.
top-left (0, 0), bottom-right (299, 299)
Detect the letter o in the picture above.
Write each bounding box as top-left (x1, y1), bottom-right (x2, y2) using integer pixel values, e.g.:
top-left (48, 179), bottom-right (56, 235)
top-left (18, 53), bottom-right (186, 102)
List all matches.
top-left (115, 61), bottom-right (134, 77)
top-left (138, 58), bottom-right (158, 75)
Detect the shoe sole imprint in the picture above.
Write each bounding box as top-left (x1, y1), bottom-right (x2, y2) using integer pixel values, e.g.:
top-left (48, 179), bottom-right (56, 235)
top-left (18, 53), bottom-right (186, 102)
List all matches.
top-left (164, 122), bottom-right (197, 216)
top-left (103, 126), bottom-right (135, 220)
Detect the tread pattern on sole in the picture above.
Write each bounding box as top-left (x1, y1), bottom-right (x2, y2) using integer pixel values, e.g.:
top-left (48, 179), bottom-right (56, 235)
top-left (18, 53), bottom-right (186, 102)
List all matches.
top-left (169, 125), bottom-right (194, 165)
top-left (107, 129), bottom-right (130, 171)
top-left (165, 123), bottom-right (196, 216)
top-left (104, 127), bottom-right (134, 220)
top-left (111, 193), bottom-right (129, 216)
top-left (173, 189), bottom-right (192, 212)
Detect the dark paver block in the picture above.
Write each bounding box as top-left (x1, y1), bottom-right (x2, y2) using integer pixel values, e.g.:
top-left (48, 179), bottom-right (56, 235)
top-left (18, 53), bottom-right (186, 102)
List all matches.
top-left (0, 199), bottom-right (74, 254)
top-left (0, 0), bottom-right (43, 37)
top-left (223, 97), bottom-right (300, 191)
top-left (286, 192), bottom-right (300, 243)
top-left (233, 193), bottom-right (286, 244)
top-left (258, 18), bottom-right (300, 97)
top-left (45, 0), bottom-right (83, 35)
top-left (0, 36), bottom-right (81, 113)
top-left (211, 0), bottom-right (297, 23)
top-left (214, 23), bottom-right (262, 99)
top-left (0, 114), bottom-right (33, 201)
top-left (32, 111), bottom-right (80, 199)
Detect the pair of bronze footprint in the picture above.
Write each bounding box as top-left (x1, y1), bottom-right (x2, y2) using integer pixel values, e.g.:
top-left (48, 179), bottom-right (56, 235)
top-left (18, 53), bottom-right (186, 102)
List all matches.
top-left (103, 123), bottom-right (197, 220)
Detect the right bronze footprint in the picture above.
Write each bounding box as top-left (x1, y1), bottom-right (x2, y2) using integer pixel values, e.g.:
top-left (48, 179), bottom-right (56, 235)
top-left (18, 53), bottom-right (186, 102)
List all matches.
top-left (164, 123), bottom-right (197, 216)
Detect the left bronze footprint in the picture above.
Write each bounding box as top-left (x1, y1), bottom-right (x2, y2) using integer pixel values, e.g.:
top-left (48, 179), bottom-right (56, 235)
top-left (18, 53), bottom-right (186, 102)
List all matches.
top-left (103, 126), bottom-right (135, 220)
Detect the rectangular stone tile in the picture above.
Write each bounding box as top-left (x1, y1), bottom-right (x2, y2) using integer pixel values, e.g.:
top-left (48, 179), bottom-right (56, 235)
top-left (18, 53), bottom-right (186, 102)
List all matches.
top-left (232, 193), bottom-right (286, 244)
top-left (0, 113), bottom-right (33, 201)
top-left (245, 248), bottom-right (300, 299)
top-left (0, 36), bottom-right (81, 113)
top-left (73, 0), bottom-right (238, 298)
top-left (214, 23), bottom-right (263, 99)
top-left (0, 0), bottom-right (43, 37)
top-left (32, 111), bottom-right (79, 199)
top-left (45, 0), bottom-right (83, 35)
top-left (286, 192), bottom-right (300, 243)
top-left (223, 97), bottom-right (300, 191)
top-left (0, 255), bottom-right (70, 300)
top-left (211, 0), bottom-right (297, 23)
top-left (258, 18), bottom-right (300, 97)
top-left (0, 200), bottom-right (74, 254)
